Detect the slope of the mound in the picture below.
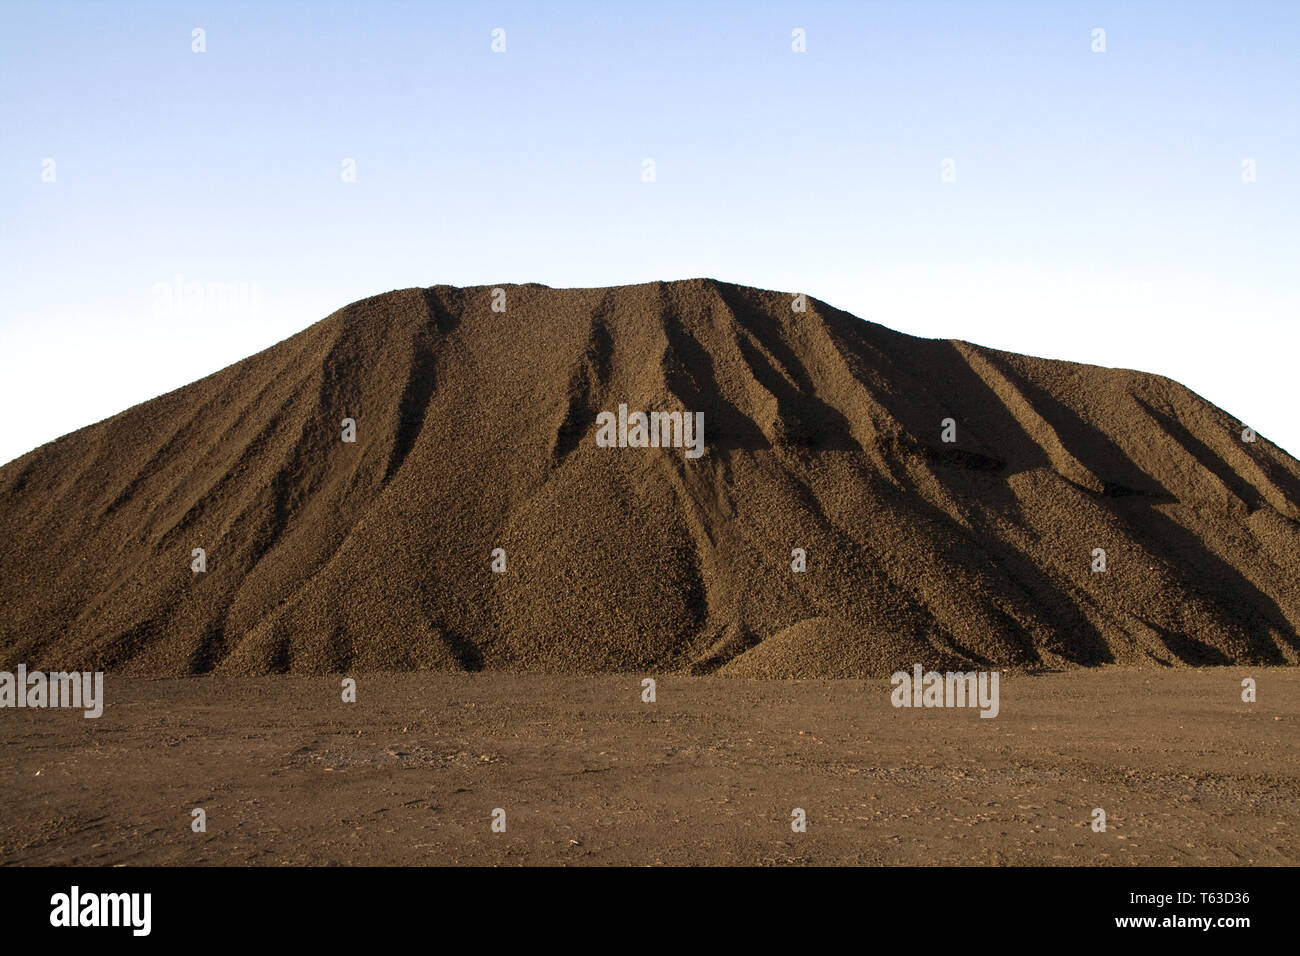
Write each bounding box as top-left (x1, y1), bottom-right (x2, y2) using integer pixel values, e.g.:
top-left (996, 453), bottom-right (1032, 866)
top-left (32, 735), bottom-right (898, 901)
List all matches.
top-left (2, 279), bottom-right (1298, 676)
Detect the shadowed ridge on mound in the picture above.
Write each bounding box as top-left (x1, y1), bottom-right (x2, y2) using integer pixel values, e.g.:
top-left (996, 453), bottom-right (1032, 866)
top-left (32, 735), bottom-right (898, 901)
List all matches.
top-left (1, 279), bottom-right (1298, 677)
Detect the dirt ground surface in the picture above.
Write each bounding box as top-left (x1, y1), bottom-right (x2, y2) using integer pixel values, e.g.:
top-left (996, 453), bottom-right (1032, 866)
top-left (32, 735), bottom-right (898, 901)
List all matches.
top-left (1, 668), bottom-right (1295, 866)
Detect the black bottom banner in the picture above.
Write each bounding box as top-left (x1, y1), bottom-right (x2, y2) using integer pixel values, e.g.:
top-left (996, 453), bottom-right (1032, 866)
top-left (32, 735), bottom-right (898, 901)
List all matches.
top-left (0, 865), bottom-right (1278, 943)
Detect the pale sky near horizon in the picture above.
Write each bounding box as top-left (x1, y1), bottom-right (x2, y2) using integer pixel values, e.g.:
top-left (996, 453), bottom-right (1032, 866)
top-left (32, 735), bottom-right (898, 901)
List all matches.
top-left (1, 0), bottom-right (1297, 465)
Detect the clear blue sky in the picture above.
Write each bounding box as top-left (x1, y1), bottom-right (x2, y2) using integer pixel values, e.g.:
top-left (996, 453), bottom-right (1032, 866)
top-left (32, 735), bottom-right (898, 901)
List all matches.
top-left (2, 0), bottom-right (1297, 463)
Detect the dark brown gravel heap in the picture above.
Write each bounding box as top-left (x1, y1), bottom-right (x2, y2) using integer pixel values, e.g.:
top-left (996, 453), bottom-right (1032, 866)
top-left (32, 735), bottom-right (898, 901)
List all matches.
top-left (2, 279), bottom-right (1297, 677)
